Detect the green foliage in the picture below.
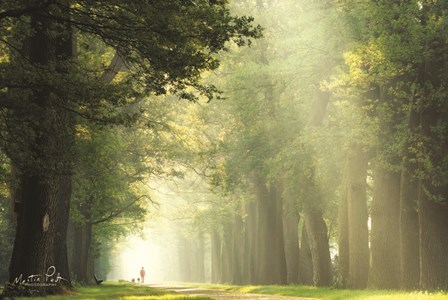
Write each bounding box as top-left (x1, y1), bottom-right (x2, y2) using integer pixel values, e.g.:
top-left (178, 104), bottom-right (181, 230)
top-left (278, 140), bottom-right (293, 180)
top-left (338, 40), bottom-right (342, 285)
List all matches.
top-left (66, 1), bottom-right (261, 95)
top-left (334, 0), bottom-right (448, 201)
top-left (0, 0), bottom-right (261, 178)
top-left (70, 124), bottom-right (155, 260)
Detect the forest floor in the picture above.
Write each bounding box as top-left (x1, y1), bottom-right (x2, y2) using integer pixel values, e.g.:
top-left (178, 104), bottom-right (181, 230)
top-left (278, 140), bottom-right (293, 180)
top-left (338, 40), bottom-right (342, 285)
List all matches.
top-left (0, 282), bottom-right (210, 300)
top-left (153, 283), bottom-right (448, 300)
top-left (151, 284), bottom-right (315, 300)
top-left (1, 282), bottom-right (448, 299)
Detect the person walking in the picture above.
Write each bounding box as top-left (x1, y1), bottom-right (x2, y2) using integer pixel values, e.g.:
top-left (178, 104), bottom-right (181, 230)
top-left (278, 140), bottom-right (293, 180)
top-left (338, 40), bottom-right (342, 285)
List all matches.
top-left (140, 267), bottom-right (146, 283)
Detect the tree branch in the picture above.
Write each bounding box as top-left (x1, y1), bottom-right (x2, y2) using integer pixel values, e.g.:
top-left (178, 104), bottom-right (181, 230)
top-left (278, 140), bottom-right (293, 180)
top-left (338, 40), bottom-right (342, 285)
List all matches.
top-left (91, 194), bottom-right (151, 225)
top-left (99, 51), bottom-right (125, 83)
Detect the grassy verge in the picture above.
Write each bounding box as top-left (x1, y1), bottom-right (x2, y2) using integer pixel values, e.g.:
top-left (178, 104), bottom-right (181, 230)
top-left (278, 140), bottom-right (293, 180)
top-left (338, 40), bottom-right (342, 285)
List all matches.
top-left (1, 282), bottom-right (211, 300)
top-left (194, 283), bottom-right (448, 300)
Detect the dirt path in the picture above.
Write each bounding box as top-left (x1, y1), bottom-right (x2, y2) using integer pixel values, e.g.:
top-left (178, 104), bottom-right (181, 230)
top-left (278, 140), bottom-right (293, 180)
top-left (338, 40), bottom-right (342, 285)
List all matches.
top-left (150, 284), bottom-right (316, 300)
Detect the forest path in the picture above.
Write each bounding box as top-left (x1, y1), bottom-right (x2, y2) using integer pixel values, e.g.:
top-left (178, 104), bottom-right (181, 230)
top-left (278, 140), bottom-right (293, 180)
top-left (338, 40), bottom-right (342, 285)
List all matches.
top-left (150, 284), bottom-right (317, 300)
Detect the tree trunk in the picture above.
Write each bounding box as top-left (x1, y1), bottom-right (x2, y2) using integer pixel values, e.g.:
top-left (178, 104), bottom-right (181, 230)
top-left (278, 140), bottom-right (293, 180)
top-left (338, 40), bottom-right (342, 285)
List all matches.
top-left (178, 234), bottom-right (191, 282)
top-left (337, 165), bottom-right (349, 288)
top-left (211, 231), bottom-right (222, 283)
top-left (81, 223), bottom-right (93, 284)
top-left (399, 160), bottom-right (420, 290)
top-left (192, 235), bottom-right (205, 282)
top-left (71, 195), bottom-right (94, 285)
top-left (272, 183), bottom-right (287, 285)
top-left (418, 99), bottom-right (448, 290)
top-left (283, 193), bottom-right (300, 284)
top-left (369, 167), bottom-right (401, 289)
top-left (221, 220), bottom-right (233, 283)
top-left (70, 224), bottom-right (82, 282)
top-left (298, 88), bottom-right (332, 287)
top-left (8, 175), bottom-right (72, 295)
top-left (419, 192), bottom-right (448, 290)
top-left (243, 199), bottom-right (258, 284)
top-left (304, 209), bottom-right (332, 286)
top-left (253, 175), bottom-right (286, 284)
top-left (232, 212), bottom-right (244, 284)
top-left (6, 2), bottom-right (74, 296)
top-left (414, 4), bottom-right (448, 289)
top-left (254, 175), bottom-right (272, 284)
top-left (301, 166), bottom-right (332, 287)
top-left (298, 221), bottom-right (314, 285)
top-left (399, 102), bottom-right (420, 290)
top-left (71, 222), bottom-right (93, 284)
top-left (347, 143), bottom-right (369, 289)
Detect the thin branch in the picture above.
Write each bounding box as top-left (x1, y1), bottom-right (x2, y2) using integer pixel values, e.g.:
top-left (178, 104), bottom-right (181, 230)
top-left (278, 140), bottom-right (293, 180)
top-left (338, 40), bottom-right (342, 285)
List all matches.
top-left (99, 51), bottom-right (125, 83)
top-left (91, 194), bottom-right (152, 225)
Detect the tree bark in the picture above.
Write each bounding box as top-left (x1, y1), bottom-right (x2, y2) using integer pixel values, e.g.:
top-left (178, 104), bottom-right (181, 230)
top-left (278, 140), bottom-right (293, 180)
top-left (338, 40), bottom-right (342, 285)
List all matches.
top-left (418, 192), bottom-right (448, 290)
top-left (253, 174), bottom-right (273, 284)
top-left (399, 159), bottom-right (420, 289)
top-left (71, 222), bottom-right (93, 284)
top-left (272, 183), bottom-right (287, 285)
top-left (283, 193), bottom-right (300, 284)
top-left (71, 194), bottom-right (94, 284)
top-left (211, 231), bottom-right (222, 283)
top-left (8, 174), bottom-right (72, 295)
top-left (337, 164), bottom-right (349, 288)
top-left (418, 94), bottom-right (448, 290)
top-left (304, 209), bottom-right (332, 286)
top-left (7, 2), bottom-right (73, 295)
top-left (192, 235), bottom-right (205, 282)
top-left (243, 199), bottom-right (258, 284)
top-left (301, 166), bottom-right (332, 286)
top-left (299, 88), bottom-right (332, 287)
top-left (253, 175), bottom-right (286, 284)
top-left (298, 222), bottom-right (314, 285)
top-left (399, 100), bottom-right (420, 290)
top-left (70, 224), bottom-right (82, 282)
top-left (414, 3), bottom-right (448, 290)
top-left (347, 143), bottom-right (369, 289)
top-left (220, 220), bottom-right (233, 283)
top-left (178, 235), bottom-right (190, 282)
top-left (369, 168), bottom-right (401, 289)
top-left (231, 212), bottom-right (244, 284)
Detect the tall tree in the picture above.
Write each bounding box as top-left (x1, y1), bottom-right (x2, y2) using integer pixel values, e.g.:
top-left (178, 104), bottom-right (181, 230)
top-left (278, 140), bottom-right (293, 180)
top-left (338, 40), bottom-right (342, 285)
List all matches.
top-left (7, 2), bottom-right (75, 294)
top-left (369, 84), bottom-right (403, 289)
top-left (414, 2), bottom-right (448, 290)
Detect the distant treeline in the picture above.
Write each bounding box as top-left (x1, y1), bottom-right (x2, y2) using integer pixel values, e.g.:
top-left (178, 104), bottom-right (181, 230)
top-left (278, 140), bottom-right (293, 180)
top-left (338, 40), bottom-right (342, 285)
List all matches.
top-left (175, 0), bottom-right (448, 291)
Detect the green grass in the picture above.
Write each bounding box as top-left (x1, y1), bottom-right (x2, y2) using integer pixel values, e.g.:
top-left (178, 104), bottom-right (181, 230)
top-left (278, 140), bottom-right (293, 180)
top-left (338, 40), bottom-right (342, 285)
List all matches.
top-left (193, 283), bottom-right (448, 300)
top-left (3, 282), bottom-right (448, 299)
top-left (1, 282), bottom-right (211, 300)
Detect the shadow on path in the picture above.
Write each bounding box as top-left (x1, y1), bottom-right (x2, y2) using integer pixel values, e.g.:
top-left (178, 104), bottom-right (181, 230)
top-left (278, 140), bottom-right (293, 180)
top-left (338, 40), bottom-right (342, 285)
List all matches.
top-left (150, 284), bottom-right (316, 300)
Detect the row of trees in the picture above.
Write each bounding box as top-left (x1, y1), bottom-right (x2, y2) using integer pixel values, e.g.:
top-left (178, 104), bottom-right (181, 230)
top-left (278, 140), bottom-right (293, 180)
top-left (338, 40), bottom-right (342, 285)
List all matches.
top-left (0, 0), bottom-right (260, 296)
top-left (174, 0), bottom-right (448, 291)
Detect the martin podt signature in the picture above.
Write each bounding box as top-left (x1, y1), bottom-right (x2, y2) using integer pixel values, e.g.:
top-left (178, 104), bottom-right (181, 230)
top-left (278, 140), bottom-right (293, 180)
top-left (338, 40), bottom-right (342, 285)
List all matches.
top-left (13, 266), bottom-right (67, 287)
